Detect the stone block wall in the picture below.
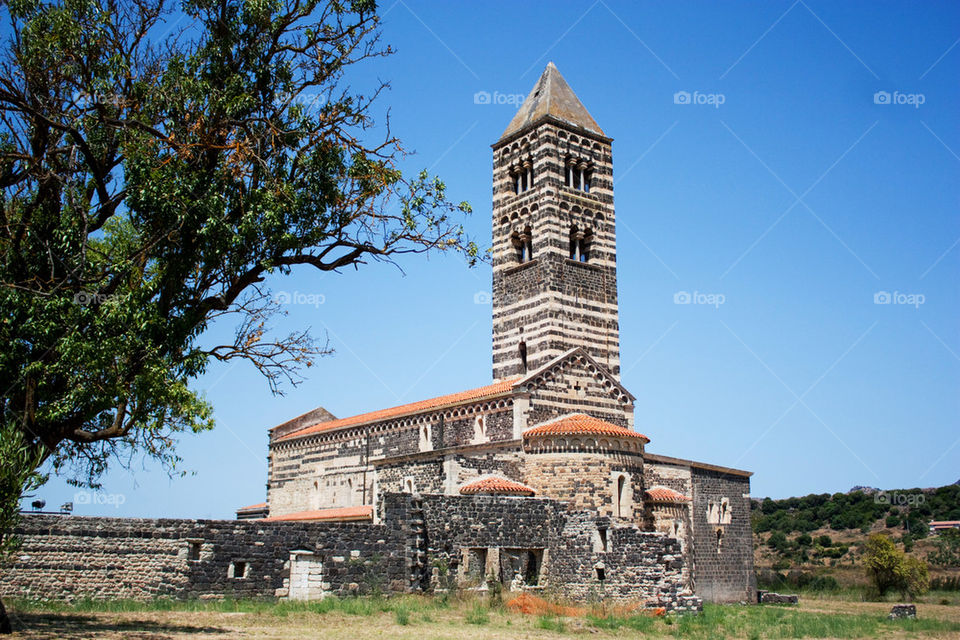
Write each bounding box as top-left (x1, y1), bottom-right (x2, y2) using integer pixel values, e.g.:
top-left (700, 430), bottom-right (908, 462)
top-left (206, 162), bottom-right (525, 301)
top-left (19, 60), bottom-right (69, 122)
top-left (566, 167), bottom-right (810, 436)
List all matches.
top-left (417, 494), bottom-right (696, 610)
top-left (0, 496), bottom-right (419, 601)
top-left (689, 468), bottom-right (756, 602)
top-left (521, 451), bottom-right (644, 522)
top-left (550, 511), bottom-right (698, 610)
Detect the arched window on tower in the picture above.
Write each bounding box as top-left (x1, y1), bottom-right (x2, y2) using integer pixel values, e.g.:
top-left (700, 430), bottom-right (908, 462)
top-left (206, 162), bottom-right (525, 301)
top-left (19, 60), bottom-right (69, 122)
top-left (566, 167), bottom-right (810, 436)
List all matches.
top-left (564, 158), bottom-right (592, 192)
top-left (616, 475), bottom-right (627, 517)
top-left (520, 226), bottom-right (533, 262)
top-left (519, 341), bottom-right (528, 373)
top-left (569, 227), bottom-right (592, 262)
top-left (511, 231), bottom-right (524, 263)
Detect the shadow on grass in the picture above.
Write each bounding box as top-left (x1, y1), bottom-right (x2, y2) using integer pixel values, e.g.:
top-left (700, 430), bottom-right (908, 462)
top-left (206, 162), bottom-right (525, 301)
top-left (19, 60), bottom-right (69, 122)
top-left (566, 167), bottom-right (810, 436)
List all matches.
top-left (11, 611), bottom-right (229, 638)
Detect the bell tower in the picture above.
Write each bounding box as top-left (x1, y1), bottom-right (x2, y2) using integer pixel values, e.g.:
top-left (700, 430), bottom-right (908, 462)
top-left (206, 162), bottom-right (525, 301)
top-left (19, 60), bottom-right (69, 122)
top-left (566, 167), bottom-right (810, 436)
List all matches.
top-left (491, 63), bottom-right (620, 381)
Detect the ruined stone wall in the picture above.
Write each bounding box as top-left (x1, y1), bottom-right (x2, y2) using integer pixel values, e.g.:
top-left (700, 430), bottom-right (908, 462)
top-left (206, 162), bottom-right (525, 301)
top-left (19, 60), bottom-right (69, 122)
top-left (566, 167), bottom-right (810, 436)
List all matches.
top-left (0, 504), bottom-right (417, 601)
top-left (417, 494), bottom-right (697, 610)
top-left (550, 512), bottom-right (698, 610)
top-left (689, 468), bottom-right (755, 603)
top-left (643, 460), bottom-right (695, 585)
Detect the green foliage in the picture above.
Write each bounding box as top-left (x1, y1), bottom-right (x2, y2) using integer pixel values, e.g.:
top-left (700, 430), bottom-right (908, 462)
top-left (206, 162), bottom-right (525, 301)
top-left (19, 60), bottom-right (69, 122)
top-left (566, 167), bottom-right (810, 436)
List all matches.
top-left (768, 531), bottom-right (789, 551)
top-left (930, 576), bottom-right (960, 591)
top-left (0, 0), bottom-right (478, 505)
top-left (796, 533), bottom-right (813, 547)
top-left (817, 535), bottom-right (833, 547)
top-left (862, 533), bottom-right (929, 599)
top-left (0, 426), bottom-right (47, 563)
top-left (753, 485), bottom-right (959, 541)
top-left (899, 555), bottom-right (929, 599)
top-left (393, 607), bottom-right (410, 625)
top-left (863, 534), bottom-right (904, 596)
top-left (928, 530), bottom-right (960, 567)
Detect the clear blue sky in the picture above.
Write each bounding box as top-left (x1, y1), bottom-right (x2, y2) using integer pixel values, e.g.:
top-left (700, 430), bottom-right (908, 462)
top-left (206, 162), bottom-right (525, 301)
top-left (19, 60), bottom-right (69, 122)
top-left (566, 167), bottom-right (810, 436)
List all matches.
top-left (30, 1), bottom-right (960, 517)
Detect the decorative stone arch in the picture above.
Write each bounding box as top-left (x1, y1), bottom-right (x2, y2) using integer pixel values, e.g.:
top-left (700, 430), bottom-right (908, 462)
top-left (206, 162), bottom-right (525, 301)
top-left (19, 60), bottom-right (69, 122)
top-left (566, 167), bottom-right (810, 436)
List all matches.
top-left (612, 472), bottom-right (632, 519)
top-left (471, 414), bottom-right (486, 444)
top-left (418, 423), bottom-right (433, 452)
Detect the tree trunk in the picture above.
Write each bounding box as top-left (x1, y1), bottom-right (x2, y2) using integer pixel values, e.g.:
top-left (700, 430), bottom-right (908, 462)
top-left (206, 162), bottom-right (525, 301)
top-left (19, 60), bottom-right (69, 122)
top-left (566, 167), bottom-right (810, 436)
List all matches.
top-left (0, 596), bottom-right (12, 634)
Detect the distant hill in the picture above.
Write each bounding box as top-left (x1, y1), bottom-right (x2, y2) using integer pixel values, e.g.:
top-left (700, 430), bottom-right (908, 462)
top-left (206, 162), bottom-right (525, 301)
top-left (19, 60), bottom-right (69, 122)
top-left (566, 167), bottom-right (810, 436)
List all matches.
top-left (752, 484), bottom-right (960, 536)
top-left (752, 483), bottom-right (960, 590)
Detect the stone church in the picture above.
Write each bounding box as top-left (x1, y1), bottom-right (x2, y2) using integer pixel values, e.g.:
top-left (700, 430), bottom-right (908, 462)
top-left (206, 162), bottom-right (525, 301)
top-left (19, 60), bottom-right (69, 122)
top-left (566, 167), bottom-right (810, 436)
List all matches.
top-left (242, 63), bottom-right (756, 605)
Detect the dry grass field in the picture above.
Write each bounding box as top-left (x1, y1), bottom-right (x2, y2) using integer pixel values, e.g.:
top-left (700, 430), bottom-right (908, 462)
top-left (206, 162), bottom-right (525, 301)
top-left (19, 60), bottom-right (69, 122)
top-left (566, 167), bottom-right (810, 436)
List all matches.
top-left (5, 593), bottom-right (960, 640)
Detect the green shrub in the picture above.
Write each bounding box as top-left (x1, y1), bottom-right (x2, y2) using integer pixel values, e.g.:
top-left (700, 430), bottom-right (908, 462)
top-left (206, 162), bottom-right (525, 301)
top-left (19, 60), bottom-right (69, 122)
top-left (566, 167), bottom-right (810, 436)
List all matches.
top-left (768, 531), bottom-right (788, 551)
top-left (394, 607), bottom-right (410, 625)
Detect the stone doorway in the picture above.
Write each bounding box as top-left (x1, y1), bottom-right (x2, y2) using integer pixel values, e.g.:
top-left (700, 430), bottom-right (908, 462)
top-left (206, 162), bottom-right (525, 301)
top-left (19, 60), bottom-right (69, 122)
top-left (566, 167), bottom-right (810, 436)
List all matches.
top-left (288, 551), bottom-right (324, 600)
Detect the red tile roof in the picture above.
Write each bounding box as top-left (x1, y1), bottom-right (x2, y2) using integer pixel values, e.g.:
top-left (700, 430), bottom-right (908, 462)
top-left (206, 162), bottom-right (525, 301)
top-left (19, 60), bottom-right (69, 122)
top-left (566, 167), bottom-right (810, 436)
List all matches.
top-left (276, 379), bottom-right (519, 441)
top-left (236, 502), bottom-right (267, 511)
top-left (524, 414), bottom-right (650, 442)
top-left (460, 476), bottom-right (536, 496)
top-left (261, 505), bottom-right (373, 522)
top-left (645, 487), bottom-right (691, 503)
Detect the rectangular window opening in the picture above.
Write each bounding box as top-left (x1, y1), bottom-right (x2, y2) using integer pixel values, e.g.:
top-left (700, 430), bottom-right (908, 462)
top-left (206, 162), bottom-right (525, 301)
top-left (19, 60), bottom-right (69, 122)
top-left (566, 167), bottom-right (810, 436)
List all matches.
top-left (231, 561), bottom-right (248, 579)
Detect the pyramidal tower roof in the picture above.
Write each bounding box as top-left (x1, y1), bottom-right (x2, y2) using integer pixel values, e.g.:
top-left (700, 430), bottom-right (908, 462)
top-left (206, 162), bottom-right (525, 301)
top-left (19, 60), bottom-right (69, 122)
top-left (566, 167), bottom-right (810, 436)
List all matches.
top-left (500, 62), bottom-right (605, 140)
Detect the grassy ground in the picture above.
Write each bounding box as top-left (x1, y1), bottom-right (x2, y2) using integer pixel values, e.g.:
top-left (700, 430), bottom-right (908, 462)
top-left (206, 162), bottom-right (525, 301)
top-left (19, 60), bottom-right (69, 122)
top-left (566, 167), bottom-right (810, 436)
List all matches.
top-left (6, 593), bottom-right (960, 639)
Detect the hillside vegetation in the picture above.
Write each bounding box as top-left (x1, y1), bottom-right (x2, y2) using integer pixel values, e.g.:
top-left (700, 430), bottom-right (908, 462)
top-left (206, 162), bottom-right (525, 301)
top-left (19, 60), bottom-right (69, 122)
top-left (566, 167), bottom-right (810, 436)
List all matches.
top-left (751, 484), bottom-right (960, 592)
